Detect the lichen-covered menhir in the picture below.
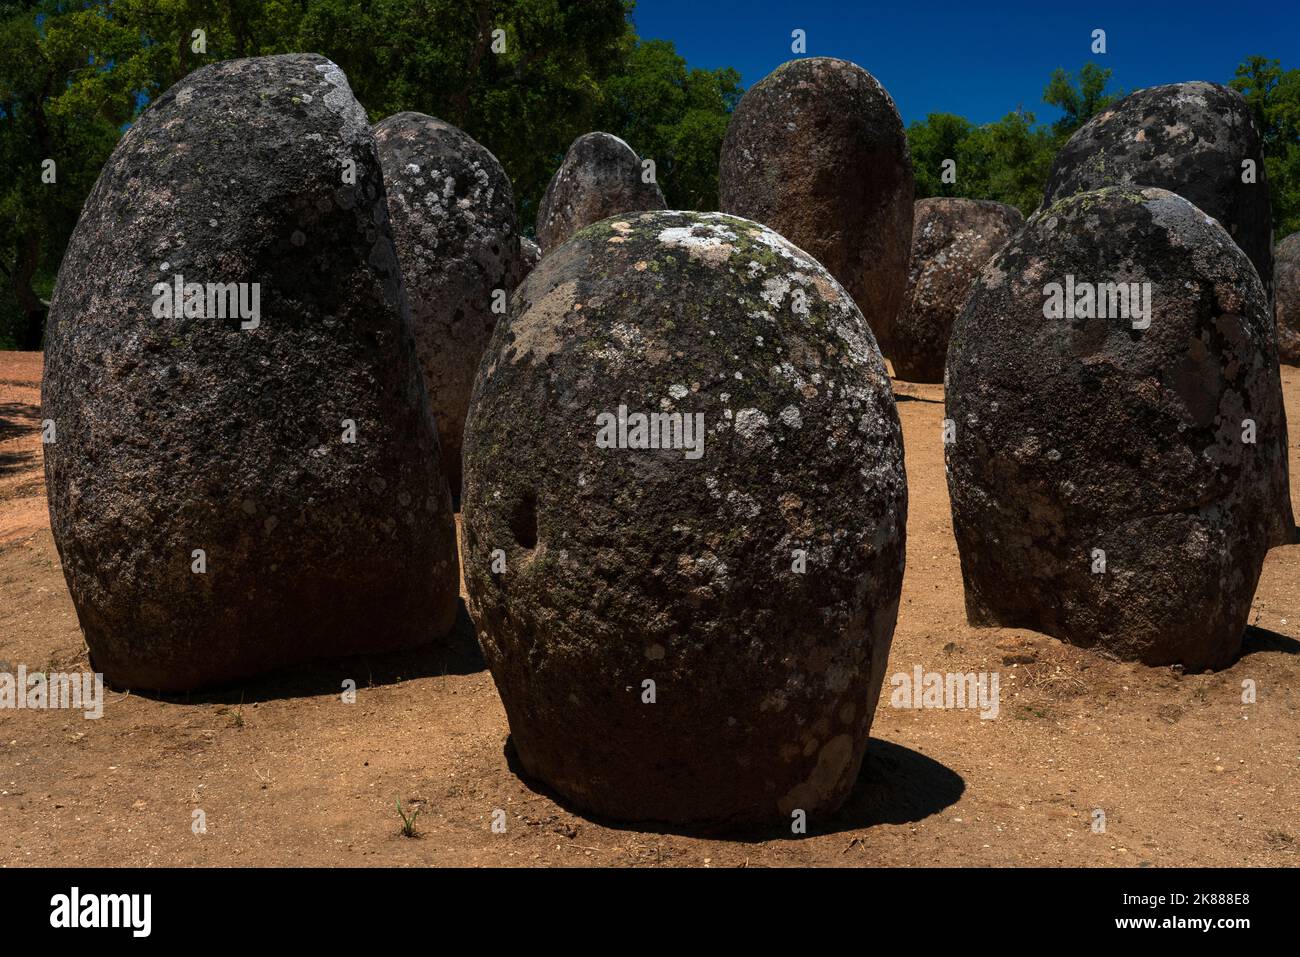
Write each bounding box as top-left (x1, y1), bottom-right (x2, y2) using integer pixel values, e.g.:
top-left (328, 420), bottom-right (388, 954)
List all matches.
top-left (43, 55), bottom-right (460, 692)
top-left (462, 209), bottom-right (907, 827)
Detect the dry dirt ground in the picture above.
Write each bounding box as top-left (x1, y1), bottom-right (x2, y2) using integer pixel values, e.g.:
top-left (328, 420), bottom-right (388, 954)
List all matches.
top-left (1, 349), bottom-right (1297, 867)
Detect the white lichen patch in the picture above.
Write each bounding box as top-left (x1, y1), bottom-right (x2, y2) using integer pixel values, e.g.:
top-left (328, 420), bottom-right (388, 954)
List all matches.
top-left (727, 489), bottom-right (762, 518)
top-left (657, 222), bottom-right (738, 264)
top-left (314, 60), bottom-right (364, 123)
top-left (761, 275), bottom-right (794, 308)
top-left (830, 313), bottom-right (879, 368)
top-left (589, 320), bottom-right (654, 373)
top-left (734, 408), bottom-right (771, 445)
top-left (694, 551), bottom-right (730, 585)
top-left (738, 219), bottom-right (808, 266)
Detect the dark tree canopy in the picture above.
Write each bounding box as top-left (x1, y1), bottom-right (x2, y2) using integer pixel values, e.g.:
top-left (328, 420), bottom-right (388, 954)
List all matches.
top-left (1231, 56), bottom-right (1300, 237)
top-left (0, 0), bottom-right (740, 347)
top-left (908, 63), bottom-right (1120, 217)
top-left (2, 4), bottom-right (1295, 348)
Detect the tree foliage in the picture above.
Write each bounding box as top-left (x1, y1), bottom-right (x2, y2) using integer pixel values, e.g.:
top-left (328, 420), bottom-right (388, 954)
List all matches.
top-left (598, 38), bottom-right (742, 211)
top-left (0, 0), bottom-right (739, 347)
top-left (1231, 55), bottom-right (1300, 236)
top-left (1, 0), bottom-right (156, 348)
top-left (1042, 62), bottom-right (1120, 137)
top-left (908, 63), bottom-right (1118, 217)
top-left (909, 107), bottom-right (1059, 216)
top-left (907, 111), bottom-right (974, 201)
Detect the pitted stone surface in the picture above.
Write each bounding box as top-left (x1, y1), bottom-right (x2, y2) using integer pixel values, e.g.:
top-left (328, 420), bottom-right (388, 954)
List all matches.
top-left (462, 209), bottom-right (906, 827)
top-left (42, 55), bottom-right (459, 692)
top-left (375, 111), bottom-right (525, 494)
top-left (1044, 81), bottom-right (1274, 296)
top-left (719, 57), bottom-right (914, 355)
top-left (535, 132), bottom-right (665, 252)
top-left (893, 198), bottom-right (1023, 382)
top-left (946, 187), bottom-right (1291, 670)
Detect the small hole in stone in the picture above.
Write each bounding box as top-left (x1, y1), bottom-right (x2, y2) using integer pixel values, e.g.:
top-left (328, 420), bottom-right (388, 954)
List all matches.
top-left (510, 490), bottom-right (538, 549)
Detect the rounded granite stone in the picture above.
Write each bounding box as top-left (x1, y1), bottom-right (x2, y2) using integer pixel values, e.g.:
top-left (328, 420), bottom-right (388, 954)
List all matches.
top-left (719, 57), bottom-right (914, 355)
top-left (946, 187), bottom-right (1291, 669)
top-left (892, 198), bottom-right (1023, 382)
top-left (462, 209), bottom-right (907, 827)
top-left (375, 111), bottom-right (525, 496)
top-left (42, 55), bottom-right (459, 692)
top-left (1044, 81), bottom-right (1274, 297)
top-left (535, 132), bottom-right (665, 252)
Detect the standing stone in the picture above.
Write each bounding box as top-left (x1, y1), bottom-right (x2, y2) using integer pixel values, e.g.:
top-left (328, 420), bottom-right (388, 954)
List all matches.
top-left (375, 112), bottom-right (524, 496)
top-left (893, 198), bottom-right (1023, 382)
top-left (535, 133), bottom-right (665, 252)
top-left (1044, 82), bottom-right (1274, 296)
top-left (1276, 232), bottom-right (1300, 365)
top-left (718, 57), bottom-right (913, 355)
top-left (1045, 83), bottom-right (1293, 542)
top-left (462, 210), bottom-right (906, 827)
top-left (946, 187), bottom-right (1291, 670)
top-left (42, 55), bottom-right (459, 693)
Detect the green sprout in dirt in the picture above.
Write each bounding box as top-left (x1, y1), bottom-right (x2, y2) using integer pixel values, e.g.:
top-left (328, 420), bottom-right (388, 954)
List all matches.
top-left (396, 798), bottom-right (420, 838)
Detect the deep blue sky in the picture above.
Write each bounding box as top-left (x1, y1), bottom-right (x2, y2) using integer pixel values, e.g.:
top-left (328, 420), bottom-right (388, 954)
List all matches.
top-left (631, 0), bottom-right (1300, 126)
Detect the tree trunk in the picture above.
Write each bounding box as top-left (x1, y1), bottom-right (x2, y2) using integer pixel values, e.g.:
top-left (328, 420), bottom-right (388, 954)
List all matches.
top-left (12, 234), bottom-right (46, 350)
top-left (452, 3), bottom-right (494, 127)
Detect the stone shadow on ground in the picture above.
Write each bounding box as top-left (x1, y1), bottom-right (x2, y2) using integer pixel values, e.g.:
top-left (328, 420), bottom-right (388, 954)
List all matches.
top-left (502, 735), bottom-right (965, 842)
top-left (891, 391), bottom-right (943, 404)
top-left (122, 598), bottom-right (486, 705)
top-left (0, 447), bottom-right (35, 477)
top-left (0, 399), bottom-right (40, 477)
top-left (1239, 625), bottom-right (1300, 658)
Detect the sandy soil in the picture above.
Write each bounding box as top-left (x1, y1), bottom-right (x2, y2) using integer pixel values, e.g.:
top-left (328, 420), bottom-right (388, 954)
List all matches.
top-left (1, 350), bottom-right (1297, 867)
